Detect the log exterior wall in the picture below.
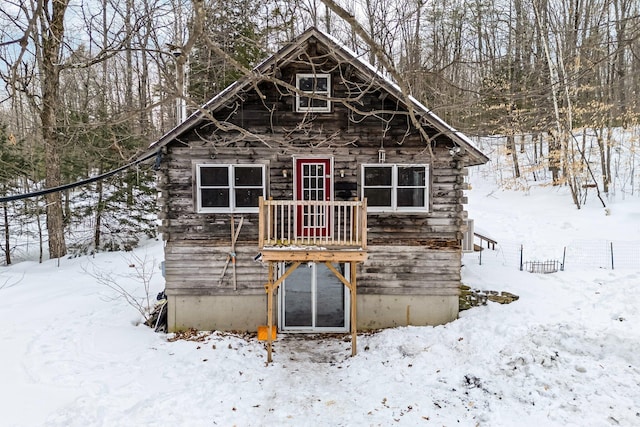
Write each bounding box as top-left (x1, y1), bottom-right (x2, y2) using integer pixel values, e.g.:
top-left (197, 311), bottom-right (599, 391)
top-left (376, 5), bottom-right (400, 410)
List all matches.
top-left (159, 143), bottom-right (467, 298)
top-left (157, 36), bottom-right (475, 330)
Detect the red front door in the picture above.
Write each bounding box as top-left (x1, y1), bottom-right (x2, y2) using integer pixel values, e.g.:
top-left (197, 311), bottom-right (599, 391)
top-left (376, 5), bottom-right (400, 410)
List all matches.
top-left (295, 158), bottom-right (332, 238)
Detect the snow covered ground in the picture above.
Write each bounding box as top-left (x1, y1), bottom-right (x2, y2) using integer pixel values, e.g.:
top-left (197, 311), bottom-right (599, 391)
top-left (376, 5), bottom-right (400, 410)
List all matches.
top-left (2, 170), bottom-right (640, 426)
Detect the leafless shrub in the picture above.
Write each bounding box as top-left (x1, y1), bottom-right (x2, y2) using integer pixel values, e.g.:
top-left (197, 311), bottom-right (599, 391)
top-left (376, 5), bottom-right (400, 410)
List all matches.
top-left (83, 251), bottom-right (157, 322)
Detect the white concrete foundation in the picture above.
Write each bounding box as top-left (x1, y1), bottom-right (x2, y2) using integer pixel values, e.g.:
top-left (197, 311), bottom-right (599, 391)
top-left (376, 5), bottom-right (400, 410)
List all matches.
top-left (357, 294), bottom-right (459, 329)
top-left (168, 293), bottom-right (458, 332)
top-left (168, 295), bottom-right (267, 332)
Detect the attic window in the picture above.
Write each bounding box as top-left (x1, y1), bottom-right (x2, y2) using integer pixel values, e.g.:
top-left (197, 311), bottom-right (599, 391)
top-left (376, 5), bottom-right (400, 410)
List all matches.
top-left (196, 164), bottom-right (266, 213)
top-left (296, 73), bottom-right (331, 112)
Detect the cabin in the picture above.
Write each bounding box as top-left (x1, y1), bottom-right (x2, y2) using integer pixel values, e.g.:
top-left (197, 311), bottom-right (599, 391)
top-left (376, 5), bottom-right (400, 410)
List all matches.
top-left (149, 28), bottom-right (489, 348)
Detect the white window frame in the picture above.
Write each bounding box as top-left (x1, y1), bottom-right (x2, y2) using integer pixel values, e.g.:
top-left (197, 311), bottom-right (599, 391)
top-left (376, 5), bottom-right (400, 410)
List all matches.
top-left (361, 164), bottom-right (430, 213)
top-left (295, 73), bottom-right (331, 113)
top-left (196, 164), bottom-right (266, 213)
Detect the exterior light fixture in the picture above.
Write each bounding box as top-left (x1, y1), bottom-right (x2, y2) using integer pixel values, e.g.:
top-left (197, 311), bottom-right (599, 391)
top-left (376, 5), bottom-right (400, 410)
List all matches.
top-left (378, 148), bottom-right (386, 163)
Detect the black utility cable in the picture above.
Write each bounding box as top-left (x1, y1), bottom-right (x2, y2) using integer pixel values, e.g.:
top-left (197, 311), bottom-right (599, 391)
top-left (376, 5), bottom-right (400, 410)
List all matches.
top-left (0, 150), bottom-right (159, 203)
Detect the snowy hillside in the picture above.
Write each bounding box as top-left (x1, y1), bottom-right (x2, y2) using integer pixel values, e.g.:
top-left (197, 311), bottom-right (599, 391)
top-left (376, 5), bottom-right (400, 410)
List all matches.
top-left (2, 159), bottom-right (640, 426)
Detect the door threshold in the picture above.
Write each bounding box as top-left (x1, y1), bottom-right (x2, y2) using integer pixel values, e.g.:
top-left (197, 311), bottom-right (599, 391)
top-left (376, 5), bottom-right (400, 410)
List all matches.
top-left (279, 329), bottom-right (349, 334)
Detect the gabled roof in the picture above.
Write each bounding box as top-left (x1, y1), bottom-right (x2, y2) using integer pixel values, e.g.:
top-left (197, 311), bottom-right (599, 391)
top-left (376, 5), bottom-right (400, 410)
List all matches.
top-left (148, 27), bottom-right (489, 166)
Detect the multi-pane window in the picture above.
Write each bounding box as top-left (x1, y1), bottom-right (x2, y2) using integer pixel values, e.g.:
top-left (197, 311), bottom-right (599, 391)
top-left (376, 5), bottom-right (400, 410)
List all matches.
top-left (196, 164), bottom-right (265, 213)
top-left (300, 162), bottom-right (328, 236)
top-left (296, 73), bottom-right (331, 112)
top-left (362, 164), bottom-right (429, 212)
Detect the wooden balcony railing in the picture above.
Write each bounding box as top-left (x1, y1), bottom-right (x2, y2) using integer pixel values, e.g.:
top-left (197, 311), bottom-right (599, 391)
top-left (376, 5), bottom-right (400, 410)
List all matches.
top-left (258, 198), bottom-right (367, 250)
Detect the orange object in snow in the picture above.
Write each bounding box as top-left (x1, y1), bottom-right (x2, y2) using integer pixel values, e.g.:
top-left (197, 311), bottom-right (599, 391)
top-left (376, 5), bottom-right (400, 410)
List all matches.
top-left (257, 325), bottom-right (277, 341)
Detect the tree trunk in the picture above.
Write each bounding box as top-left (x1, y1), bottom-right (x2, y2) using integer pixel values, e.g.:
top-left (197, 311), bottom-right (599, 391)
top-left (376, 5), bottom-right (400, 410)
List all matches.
top-left (605, 127), bottom-right (612, 194)
top-left (37, 199), bottom-right (44, 264)
top-left (125, 0), bottom-right (134, 118)
top-left (506, 134), bottom-right (521, 178)
top-left (3, 200), bottom-right (10, 265)
top-left (94, 170), bottom-right (104, 250)
top-left (596, 127), bottom-right (609, 193)
top-left (138, 0), bottom-right (152, 135)
top-left (40, 0), bottom-right (69, 259)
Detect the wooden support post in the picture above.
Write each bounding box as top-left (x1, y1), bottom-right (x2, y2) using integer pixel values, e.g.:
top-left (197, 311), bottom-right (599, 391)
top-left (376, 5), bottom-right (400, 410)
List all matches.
top-left (263, 261), bottom-right (302, 363)
top-left (267, 262), bottom-right (274, 363)
top-left (360, 198), bottom-right (367, 250)
top-left (258, 197), bottom-right (265, 248)
top-left (324, 260), bottom-right (358, 357)
top-left (231, 215), bottom-right (236, 290)
top-left (350, 261), bottom-right (357, 356)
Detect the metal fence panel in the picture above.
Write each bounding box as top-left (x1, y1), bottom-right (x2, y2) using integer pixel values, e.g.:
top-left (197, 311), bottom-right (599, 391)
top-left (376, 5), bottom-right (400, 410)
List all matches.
top-left (466, 239), bottom-right (640, 271)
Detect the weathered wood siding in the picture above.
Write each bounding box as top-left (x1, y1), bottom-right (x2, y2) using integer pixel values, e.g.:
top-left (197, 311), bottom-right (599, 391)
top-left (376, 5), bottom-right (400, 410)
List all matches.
top-left (159, 40), bottom-right (468, 298)
top-left (164, 242), bottom-right (265, 295)
top-left (359, 246), bottom-right (460, 296)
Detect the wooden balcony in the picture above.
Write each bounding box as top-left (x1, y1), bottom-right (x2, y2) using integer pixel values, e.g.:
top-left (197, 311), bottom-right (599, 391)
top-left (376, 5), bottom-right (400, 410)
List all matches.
top-left (258, 197), bottom-right (368, 262)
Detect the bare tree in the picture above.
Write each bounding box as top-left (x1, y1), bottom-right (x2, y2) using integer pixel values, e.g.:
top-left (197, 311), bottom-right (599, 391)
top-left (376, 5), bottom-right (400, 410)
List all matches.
top-left (38, 0), bottom-right (70, 259)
